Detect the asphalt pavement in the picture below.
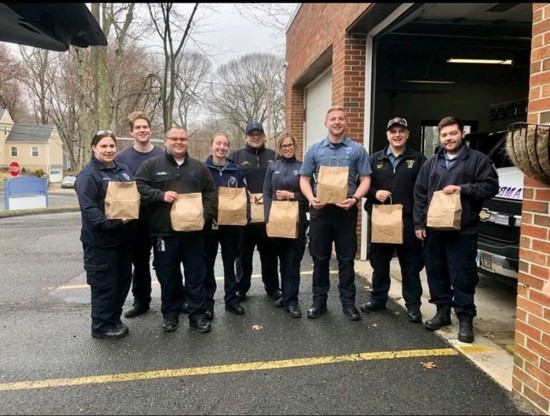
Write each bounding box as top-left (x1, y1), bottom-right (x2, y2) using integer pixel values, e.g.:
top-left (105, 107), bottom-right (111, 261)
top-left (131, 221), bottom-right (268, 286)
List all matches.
top-left (0, 208), bottom-right (535, 415)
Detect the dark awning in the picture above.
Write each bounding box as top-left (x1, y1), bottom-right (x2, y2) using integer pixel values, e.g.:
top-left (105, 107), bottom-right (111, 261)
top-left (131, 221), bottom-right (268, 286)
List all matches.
top-left (0, 3), bottom-right (107, 51)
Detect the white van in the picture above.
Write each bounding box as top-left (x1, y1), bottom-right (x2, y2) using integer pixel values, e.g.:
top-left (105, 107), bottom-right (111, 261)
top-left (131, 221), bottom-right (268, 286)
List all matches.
top-left (467, 131), bottom-right (523, 280)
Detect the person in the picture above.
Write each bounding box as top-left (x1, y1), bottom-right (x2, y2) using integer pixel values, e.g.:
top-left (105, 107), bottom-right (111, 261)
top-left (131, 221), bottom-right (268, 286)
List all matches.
top-left (361, 117), bottom-right (427, 323)
top-left (204, 133), bottom-right (249, 318)
top-left (299, 105), bottom-right (372, 321)
top-left (135, 126), bottom-right (217, 334)
top-left (75, 130), bottom-right (138, 339)
top-left (228, 122), bottom-right (281, 301)
top-left (115, 112), bottom-right (165, 319)
top-left (263, 132), bottom-right (308, 318)
top-left (413, 116), bottom-right (499, 343)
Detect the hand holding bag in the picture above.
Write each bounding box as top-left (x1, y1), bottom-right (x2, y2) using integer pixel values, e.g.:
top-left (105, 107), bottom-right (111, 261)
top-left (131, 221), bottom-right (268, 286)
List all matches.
top-left (370, 197), bottom-right (403, 244)
top-left (170, 193), bottom-right (205, 231)
top-left (217, 182), bottom-right (248, 226)
top-left (104, 181), bottom-right (140, 220)
top-left (249, 192), bottom-right (265, 223)
top-left (427, 190), bottom-right (462, 231)
top-left (266, 199), bottom-right (299, 239)
top-left (316, 158), bottom-right (349, 204)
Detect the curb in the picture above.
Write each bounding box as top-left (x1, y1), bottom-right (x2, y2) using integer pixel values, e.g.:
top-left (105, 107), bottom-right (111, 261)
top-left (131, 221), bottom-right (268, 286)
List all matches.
top-left (0, 206), bottom-right (79, 219)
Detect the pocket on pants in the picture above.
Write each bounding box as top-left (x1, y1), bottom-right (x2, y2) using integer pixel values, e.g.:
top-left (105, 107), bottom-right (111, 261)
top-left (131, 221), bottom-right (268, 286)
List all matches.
top-left (84, 250), bottom-right (110, 289)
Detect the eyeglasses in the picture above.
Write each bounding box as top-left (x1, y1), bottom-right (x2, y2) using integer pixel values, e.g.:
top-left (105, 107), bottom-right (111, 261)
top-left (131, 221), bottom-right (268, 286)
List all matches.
top-left (95, 130), bottom-right (113, 136)
top-left (247, 133), bottom-right (265, 138)
top-left (166, 137), bottom-right (189, 142)
top-left (281, 144), bottom-right (294, 149)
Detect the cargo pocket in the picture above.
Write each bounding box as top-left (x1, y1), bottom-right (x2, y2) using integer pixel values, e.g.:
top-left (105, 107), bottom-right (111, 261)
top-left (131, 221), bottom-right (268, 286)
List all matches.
top-left (84, 263), bottom-right (110, 289)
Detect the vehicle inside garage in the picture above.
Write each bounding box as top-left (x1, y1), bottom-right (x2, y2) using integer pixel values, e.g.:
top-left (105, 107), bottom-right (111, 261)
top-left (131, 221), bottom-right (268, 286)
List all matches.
top-left (368, 3), bottom-right (532, 154)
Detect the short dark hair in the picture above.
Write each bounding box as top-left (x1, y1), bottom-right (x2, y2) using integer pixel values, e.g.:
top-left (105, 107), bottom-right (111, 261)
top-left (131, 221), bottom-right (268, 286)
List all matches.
top-left (438, 116), bottom-right (464, 133)
top-left (91, 130), bottom-right (116, 147)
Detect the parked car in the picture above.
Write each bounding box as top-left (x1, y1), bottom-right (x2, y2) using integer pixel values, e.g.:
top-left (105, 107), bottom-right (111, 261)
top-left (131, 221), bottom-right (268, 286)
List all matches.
top-left (61, 175), bottom-right (77, 189)
top-left (466, 131), bottom-right (522, 280)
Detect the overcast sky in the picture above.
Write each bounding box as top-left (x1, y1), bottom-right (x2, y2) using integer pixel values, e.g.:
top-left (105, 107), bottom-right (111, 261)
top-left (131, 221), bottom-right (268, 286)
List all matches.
top-left (176, 3), bottom-right (292, 68)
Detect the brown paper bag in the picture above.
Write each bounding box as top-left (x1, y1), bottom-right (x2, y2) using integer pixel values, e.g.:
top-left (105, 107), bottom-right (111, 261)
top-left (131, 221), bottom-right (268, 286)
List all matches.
top-left (266, 200), bottom-right (299, 239)
top-left (104, 181), bottom-right (140, 220)
top-left (371, 203), bottom-right (403, 244)
top-left (170, 193), bottom-right (205, 231)
top-left (217, 186), bottom-right (247, 226)
top-left (427, 190), bottom-right (462, 231)
top-left (249, 193), bottom-right (264, 223)
top-left (316, 165), bottom-right (349, 204)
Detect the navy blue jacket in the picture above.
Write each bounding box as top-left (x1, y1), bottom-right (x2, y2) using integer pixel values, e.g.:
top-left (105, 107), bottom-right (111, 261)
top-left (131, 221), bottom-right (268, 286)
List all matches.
top-left (228, 144), bottom-right (276, 194)
top-left (135, 152), bottom-right (218, 236)
top-left (204, 155), bottom-right (250, 222)
top-left (413, 146), bottom-right (499, 234)
top-left (364, 145), bottom-right (426, 218)
top-left (75, 157), bottom-right (138, 248)
top-left (263, 156), bottom-right (308, 224)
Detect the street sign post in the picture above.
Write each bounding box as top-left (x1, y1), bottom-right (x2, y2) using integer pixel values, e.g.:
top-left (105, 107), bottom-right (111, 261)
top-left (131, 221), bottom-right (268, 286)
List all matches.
top-left (8, 161), bottom-right (20, 177)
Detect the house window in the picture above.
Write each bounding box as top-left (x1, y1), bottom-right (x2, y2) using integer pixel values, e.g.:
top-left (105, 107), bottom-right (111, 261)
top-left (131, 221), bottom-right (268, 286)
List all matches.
top-left (10, 147), bottom-right (17, 157)
top-left (31, 147), bottom-right (39, 157)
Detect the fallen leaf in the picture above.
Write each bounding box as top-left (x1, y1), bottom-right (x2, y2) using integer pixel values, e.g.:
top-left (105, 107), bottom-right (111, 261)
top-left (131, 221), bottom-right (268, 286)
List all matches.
top-left (421, 361), bottom-right (438, 369)
top-left (483, 332), bottom-right (495, 339)
top-left (252, 325), bottom-right (263, 331)
top-left (371, 323), bottom-right (378, 328)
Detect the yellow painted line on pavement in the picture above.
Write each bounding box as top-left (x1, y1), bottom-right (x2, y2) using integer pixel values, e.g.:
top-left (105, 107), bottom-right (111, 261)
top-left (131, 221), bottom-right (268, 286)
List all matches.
top-left (0, 348), bottom-right (458, 391)
top-left (455, 345), bottom-right (498, 354)
top-left (54, 270), bottom-right (337, 290)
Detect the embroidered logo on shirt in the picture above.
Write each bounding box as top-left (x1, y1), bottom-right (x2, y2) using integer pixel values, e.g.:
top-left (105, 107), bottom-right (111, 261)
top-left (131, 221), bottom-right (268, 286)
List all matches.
top-left (155, 171), bottom-right (168, 176)
top-left (293, 170), bottom-right (299, 176)
top-left (406, 160), bottom-right (415, 169)
top-left (121, 173), bottom-right (131, 180)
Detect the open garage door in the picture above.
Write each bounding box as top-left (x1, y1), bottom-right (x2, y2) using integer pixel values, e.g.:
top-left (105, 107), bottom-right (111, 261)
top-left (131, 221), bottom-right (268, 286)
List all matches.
top-left (361, 3), bottom-right (532, 154)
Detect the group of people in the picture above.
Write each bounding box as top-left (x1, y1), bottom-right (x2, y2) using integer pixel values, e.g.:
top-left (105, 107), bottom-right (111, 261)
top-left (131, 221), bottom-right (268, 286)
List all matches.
top-left (75, 106), bottom-right (499, 345)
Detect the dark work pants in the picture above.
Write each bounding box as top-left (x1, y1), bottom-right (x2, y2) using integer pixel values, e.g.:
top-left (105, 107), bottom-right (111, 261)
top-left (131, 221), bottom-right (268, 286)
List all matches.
top-left (236, 222), bottom-right (279, 295)
top-left (152, 232), bottom-right (207, 321)
top-left (368, 219), bottom-right (424, 310)
top-left (204, 223), bottom-right (242, 308)
top-left (273, 219), bottom-right (307, 307)
top-left (129, 217), bottom-right (154, 307)
top-left (83, 244), bottom-right (132, 334)
top-left (424, 230), bottom-right (479, 317)
top-left (308, 205), bottom-right (358, 307)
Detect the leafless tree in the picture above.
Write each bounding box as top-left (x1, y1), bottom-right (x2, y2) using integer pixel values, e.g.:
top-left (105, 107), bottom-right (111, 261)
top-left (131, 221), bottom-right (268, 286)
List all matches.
top-left (208, 52), bottom-right (286, 149)
top-left (173, 52), bottom-right (211, 129)
top-left (0, 44), bottom-right (31, 122)
top-left (147, 2), bottom-right (199, 131)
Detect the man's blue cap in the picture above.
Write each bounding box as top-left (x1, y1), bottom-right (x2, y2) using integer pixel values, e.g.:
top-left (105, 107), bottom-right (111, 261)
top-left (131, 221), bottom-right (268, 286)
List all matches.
top-left (245, 122), bottom-right (264, 135)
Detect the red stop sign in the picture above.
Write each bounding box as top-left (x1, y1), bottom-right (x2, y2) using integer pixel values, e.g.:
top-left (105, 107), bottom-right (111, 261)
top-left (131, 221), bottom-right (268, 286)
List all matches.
top-left (8, 161), bottom-right (20, 177)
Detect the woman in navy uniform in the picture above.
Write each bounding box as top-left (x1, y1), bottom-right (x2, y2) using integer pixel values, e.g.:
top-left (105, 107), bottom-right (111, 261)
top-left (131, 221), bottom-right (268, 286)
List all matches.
top-left (75, 130), bottom-right (137, 339)
top-left (263, 132), bottom-right (308, 318)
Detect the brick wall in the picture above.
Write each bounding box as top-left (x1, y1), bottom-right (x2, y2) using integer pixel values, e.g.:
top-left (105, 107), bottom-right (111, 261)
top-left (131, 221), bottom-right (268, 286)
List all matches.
top-left (512, 4), bottom-right (550, 414)
top-left (285, 4), bottom-right (371, 255)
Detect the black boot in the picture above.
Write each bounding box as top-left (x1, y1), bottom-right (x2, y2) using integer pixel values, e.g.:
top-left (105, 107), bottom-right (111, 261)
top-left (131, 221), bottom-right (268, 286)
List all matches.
top-left (424, 305), bottom-right (452, 331)
top-left (458, 315), bottom-right (474, 343)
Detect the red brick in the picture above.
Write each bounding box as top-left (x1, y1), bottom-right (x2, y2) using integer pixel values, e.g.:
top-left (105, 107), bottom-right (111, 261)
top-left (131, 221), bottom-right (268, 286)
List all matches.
top-left (514, 366), bottom-right (540, 390)
top-left (514, 343), bottom-right (541, 365)
top-left (516, 319), bottom-right (542, 342)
